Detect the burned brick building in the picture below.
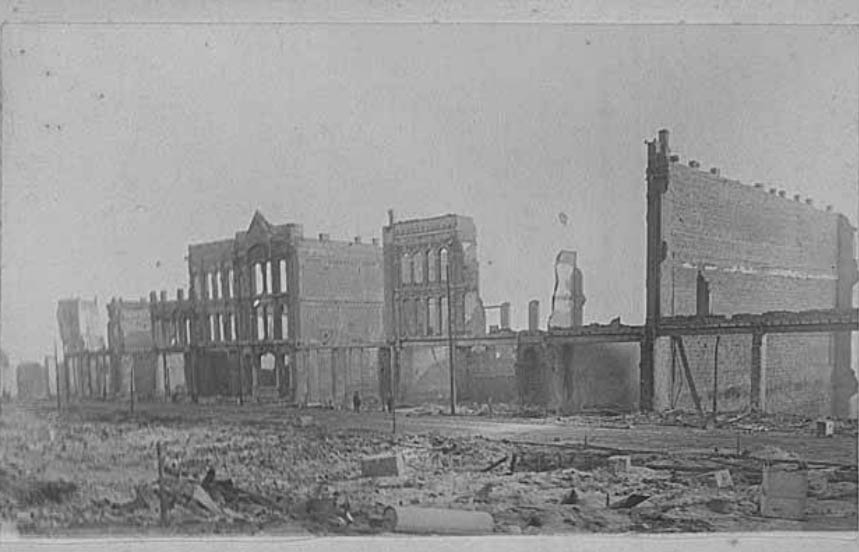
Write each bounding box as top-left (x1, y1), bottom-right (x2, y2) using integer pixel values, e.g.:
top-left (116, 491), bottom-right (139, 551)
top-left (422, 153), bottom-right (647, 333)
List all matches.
top-left (642, 129), bottom-right (858, 417)
top-left (380, 211), bottom-right (520, 405)
top-left (382, 210), bottom-right (485, 340)
top-left (178, 211), bottom-right (385, 400)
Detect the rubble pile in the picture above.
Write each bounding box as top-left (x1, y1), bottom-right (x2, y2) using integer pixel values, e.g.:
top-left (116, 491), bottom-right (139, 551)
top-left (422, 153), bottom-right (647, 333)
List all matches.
top-left (0, 402), bottom-right (856, 536)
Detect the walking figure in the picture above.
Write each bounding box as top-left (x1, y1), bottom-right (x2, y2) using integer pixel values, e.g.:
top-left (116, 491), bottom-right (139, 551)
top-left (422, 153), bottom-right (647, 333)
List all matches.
top-left (352, 391), bottom-right (361, 412)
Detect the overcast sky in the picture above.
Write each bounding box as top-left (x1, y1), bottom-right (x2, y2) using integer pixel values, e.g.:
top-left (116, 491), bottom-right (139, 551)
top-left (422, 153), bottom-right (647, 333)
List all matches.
top-left (2, 23), bottom-right (857, 364)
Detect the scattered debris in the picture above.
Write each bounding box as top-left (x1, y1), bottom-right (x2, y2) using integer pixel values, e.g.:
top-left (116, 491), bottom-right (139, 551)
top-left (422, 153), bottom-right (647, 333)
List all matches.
top-left (708, 469), bottom-right (734, 489)
top-left (609, 494), bottom-right (650, 509)
top-left (816, 420), bottom-right (835, 438)
top-left (361, 453), bottom-right (404, 478)
top-left (561, 489), bottom-right (579, 505)
top-left (482, 456), bottom-right (508, 473)
top-left (760, 465), bottom-right (808, 520)
top-left (607, 455), bottom-right (631, 476)
top-left (705, 498), bottom-right (734, 514)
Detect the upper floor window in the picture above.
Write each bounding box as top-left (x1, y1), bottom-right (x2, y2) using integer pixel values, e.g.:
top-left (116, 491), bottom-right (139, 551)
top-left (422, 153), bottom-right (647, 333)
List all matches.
top-left (254, 262), bottom-right (264, 296)
top-left (279, 259), bottom-right (288, 294)
top-left (439, 248), bottom-right (449, 281)
top-left (413, 252), bottom-right (424, 284)
top-left (427, 250), bottom-right (437, 282)
top-left (207, 272), bottom-right (215, 300)
top-left (215, 270), bottom-right (223, 299)
top-left (280, 306), bottom-right (289, 340)
top-left (265, 261), bottom-right (273, 295)
top-left (228, 269), bottom-right (235, 298)
top-left (401, 253), bottom-right (412, 284)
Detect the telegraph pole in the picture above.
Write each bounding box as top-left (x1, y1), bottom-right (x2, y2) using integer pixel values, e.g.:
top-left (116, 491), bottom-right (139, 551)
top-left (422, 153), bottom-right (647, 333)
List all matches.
top-left (54, 341), bottom-right (61, 410)
top-left (446, 263), bottom-right (456, 415)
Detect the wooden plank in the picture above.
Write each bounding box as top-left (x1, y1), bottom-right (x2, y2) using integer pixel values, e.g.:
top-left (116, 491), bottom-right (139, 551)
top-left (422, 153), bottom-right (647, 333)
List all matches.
top-left (674, 336), bottom-right (704, 417)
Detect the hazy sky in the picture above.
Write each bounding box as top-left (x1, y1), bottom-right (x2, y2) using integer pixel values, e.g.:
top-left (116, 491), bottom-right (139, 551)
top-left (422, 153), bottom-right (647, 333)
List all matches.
top-left (2, 23), bottom-right (857, 364)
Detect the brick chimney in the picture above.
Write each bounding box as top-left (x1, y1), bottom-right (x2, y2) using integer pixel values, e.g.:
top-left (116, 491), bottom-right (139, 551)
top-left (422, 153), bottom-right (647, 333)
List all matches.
top-left (318, 233), bottom-right (330, 242)
top-left (657, 129), bottom-right (670, 154)
top-left (710, 167), bottom-right (720, 176)
top-left (689, 160), bottom-right (700, 169)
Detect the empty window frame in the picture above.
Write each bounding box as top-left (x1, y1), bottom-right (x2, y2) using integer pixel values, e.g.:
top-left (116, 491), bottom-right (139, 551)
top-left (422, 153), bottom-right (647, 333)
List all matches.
top-left (279, 259), bottom-right (288, 294)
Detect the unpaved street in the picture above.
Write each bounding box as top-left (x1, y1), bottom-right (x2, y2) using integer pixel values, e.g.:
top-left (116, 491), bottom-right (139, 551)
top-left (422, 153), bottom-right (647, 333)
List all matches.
top-left (1, 400), bottom-right (856, 537)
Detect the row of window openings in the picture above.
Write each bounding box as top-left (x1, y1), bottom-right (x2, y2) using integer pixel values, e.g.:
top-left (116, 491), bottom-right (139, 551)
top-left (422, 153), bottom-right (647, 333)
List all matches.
top-left (401, 248), bottom-right (449, 285)
top-left (204, 309), bottom-right (290, 342)
top-left (399, 297), bottom-right (450, 336)
top-left (153, 318), bottom-right (192, 347)
top-left (198, 260), bottom-right (288, 300)
top-left (153, 310), bottom-right (289, 345)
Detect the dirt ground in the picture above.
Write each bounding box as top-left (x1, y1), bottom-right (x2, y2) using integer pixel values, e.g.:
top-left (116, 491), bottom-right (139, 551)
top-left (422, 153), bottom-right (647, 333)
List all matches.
top-left (0, 399), bottom-right (856, 537)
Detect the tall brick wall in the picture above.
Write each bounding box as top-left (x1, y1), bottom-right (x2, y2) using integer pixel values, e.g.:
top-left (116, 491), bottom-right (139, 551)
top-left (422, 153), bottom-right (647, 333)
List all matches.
top-left (649, 131), bottom-right (856, 416)
top-left (296, 240), bottom-right (384, 344)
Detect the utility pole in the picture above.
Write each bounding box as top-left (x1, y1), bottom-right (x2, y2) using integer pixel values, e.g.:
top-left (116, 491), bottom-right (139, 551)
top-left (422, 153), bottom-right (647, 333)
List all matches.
top-left (54, 341), bottom-right (61, 410)
top-left (712, 335), bottom-right (720, 415)
top-left (390, 288), bottom-right (399, 433)
top-left (446, 263), bottom-right (456, 415)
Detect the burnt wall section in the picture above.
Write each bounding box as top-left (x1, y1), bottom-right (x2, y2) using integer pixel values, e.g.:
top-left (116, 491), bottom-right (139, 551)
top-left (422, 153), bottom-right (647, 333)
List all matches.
top-left (393, 341), bottom-right (517, 405)
top-left (645, 129), bottom-right (857, 416)
top-left (516, 337), bottom-right (639, 413)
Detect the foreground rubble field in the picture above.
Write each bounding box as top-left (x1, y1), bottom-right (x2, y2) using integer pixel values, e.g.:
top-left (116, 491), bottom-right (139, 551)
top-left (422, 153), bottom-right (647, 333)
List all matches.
top-left (0, 400), bottom-right (856, 537)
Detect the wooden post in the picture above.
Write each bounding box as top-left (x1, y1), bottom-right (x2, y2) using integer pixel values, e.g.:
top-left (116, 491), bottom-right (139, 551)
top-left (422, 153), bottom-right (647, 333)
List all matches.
top-left (54, 342), bottom-right (61, 410)
top-left (156, 441), bottom-right (167, 526)
top-left (446, 263), bottom-right (456, 416)
top-left (750, 332), bottom-right (764, 412)
top-left (130, 356), bottom-right (135, 414)
top-left (712, 335), bottom-right (720, 415)
top-left (237, 353), bottom-right (244, 405)
top-left (162, 352), bottom-right (170, 401)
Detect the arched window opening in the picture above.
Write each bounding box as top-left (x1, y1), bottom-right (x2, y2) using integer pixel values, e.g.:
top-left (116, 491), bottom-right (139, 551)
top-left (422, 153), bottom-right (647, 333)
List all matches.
top-left (401, 253), bottom-right (412, 284)
top-left (427, 250), bottom-right (437, 282)
top-left (279, 259), bottom-right (288, 293)
top-left (439, 248), bottom-right (449, 282)
top-left (413, 252), bottom-right (424, 284)
top-left (254, 263), bottom-right (264, 296)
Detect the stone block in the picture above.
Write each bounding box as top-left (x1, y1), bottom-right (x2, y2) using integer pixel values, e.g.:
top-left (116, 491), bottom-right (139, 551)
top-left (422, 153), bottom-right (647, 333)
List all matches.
top-left (760, 466), bottom-right (808, 520)
top-left (712, 469), bottom-right (734, 489)
top-left (816, 420), bottom-right (834, 437)
top-left (607, 455), bottom-right (631, 475)
top-left (362, 453), bottom-right (404, 478)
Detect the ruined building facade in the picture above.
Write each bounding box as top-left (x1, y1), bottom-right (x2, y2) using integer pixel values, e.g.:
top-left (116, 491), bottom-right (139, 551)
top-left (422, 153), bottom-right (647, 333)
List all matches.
top-left (642, 130), bottom-right (858, 417)
top-left (179, 211), bottom-right (384, 400)
top-left (382, 211), bottom-right (485, 340)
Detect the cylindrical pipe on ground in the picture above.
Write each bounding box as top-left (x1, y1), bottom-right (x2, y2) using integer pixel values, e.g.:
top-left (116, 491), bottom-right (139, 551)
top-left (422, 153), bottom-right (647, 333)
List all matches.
top-left (383, 506), bottom-right (493, 535)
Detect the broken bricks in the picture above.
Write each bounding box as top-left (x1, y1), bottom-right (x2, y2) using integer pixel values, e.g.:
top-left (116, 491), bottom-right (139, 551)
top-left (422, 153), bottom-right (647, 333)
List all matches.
top-left (361, 452), bottom-right (404, 478)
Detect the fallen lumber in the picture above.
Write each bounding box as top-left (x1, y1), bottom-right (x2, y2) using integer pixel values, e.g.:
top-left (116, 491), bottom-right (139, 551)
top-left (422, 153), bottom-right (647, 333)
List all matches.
top-left (481, 456), bottom-right (508, 473)
top-left (382, 506), bottom-right (494, 535)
